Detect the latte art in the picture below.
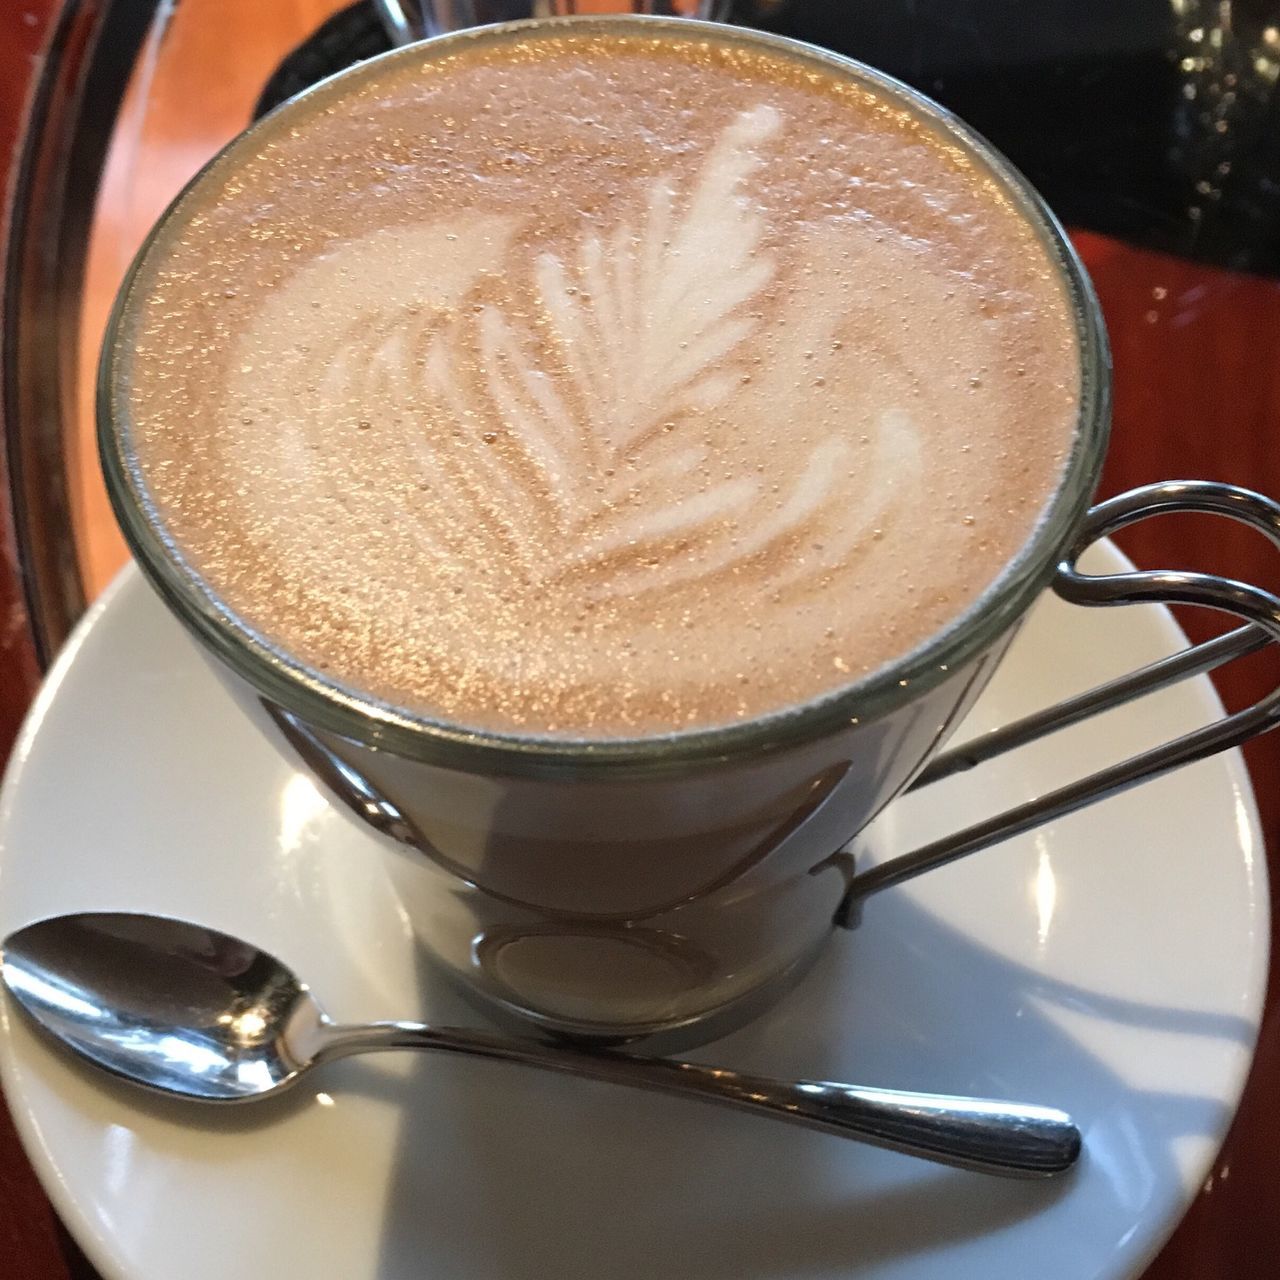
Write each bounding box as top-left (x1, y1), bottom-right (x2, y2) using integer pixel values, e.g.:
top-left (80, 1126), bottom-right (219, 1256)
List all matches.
top-left (117, 28), bottom-right (1079, 735)
top-left (240, 103), bottom-right (921, 612)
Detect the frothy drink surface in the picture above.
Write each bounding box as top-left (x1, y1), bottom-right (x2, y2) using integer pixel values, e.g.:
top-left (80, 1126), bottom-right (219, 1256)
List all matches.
top-left (117, 27), bottom-right (1079, 737)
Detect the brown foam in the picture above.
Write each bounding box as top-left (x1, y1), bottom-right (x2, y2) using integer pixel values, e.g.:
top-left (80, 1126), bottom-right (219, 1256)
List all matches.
top-left (116, 26), bottom-right (1080, 737)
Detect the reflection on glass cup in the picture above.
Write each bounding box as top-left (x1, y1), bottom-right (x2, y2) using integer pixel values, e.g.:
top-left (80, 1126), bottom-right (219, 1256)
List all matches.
top-left (100, 16), bottom-right (1280, 1051)
top-left (374, 0), bottom-right (732, 46)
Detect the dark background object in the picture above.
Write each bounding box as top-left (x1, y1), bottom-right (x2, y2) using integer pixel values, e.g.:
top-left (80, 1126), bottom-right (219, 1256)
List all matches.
top-left (756, 0), bottom-right (1280, 276)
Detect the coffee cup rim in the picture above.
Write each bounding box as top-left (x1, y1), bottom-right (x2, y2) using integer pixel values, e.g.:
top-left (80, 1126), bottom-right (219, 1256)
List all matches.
top-left (98, 13), bottom-right (1111, 778)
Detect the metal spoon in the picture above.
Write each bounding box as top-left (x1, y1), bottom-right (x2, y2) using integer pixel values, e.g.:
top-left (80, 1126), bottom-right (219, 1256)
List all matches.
top-left (0, 912), bottom-right (1081, 1177)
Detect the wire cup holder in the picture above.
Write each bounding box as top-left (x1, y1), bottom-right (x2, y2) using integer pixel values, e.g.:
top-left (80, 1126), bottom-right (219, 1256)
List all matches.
top-left (842, 480), bottom-right (1280, 917)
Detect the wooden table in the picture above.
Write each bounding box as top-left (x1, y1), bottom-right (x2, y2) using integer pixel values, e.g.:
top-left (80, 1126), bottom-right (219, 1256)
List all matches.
top-left (1, 2), bottom-right (1278, 1275)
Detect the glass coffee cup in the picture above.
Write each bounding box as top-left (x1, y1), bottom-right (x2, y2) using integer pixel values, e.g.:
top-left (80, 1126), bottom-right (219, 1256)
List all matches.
top-left (99, 15), bottom-right (1280, 1050)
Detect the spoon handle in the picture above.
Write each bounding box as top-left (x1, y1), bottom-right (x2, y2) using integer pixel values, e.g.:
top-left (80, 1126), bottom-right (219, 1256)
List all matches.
top-left (321, 1021), bottom-right (1080, 1177)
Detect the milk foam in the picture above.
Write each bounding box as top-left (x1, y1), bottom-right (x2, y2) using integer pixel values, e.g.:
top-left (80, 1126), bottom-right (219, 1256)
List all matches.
top-left (118, 29), bottom-right (1079, 736)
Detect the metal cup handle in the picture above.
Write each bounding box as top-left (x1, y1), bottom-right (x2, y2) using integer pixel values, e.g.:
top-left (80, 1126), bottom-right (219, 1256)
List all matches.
top-left (842, 480), bottom-right (1280, 913)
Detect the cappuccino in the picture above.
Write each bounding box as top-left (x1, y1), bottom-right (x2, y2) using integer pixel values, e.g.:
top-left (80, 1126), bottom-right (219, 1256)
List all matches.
top-left (113, 25), bottom-right (1079, 737)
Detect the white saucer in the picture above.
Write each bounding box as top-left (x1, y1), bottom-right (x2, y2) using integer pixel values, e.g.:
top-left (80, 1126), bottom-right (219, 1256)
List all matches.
top-left (0, 551), bottom-right (1267, 1280)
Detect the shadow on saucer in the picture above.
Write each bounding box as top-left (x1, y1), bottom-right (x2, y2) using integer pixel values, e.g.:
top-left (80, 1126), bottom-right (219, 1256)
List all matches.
top-left (363, 886), bottom-right (1241, 1280)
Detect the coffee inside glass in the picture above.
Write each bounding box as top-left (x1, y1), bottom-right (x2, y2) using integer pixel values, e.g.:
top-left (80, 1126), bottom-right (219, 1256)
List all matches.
top-left (100, 16), bottom-right (1280, 1048)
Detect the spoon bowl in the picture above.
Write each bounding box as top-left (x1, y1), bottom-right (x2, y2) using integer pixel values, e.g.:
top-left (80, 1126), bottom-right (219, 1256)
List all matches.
top-left (1, 911), bottom-right (322, 1100)
top-left (1, 911), bottom-right (1082, 1177)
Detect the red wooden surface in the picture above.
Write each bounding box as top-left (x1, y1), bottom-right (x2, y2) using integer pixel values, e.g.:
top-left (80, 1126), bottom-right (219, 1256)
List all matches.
top-left (0, 9), bottom-right (78, 1280)
top-left (1076, 229), bottom-right (1280, 1276)
top-left (1, 5), bottom-right (1279, 1277)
